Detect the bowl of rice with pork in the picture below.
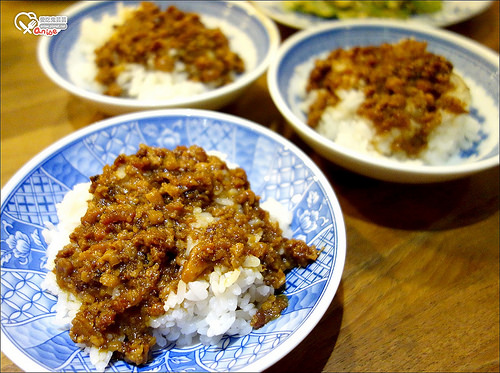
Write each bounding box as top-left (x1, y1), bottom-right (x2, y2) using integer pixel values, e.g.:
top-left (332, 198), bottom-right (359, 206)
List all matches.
top-left (37, 1), bottom-right (280, 114)
top-left (0, 109), bottom-right (346, 372)
top-left (267, 20), bottom-right (499, 183)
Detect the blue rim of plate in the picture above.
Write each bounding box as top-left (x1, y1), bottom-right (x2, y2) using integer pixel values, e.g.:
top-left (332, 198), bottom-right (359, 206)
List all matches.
top-left (1, 109), bottom-right (346, 372)
top-left (251, 1), bottom-right (493, 29)
top-left (36, 1), bottom-right (279, 110)
top-left (267, 19), bottom-right (499, 179)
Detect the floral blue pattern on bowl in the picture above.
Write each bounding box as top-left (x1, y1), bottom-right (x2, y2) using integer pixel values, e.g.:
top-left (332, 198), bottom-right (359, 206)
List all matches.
top-left (1, 109), bottom-right (346, 372)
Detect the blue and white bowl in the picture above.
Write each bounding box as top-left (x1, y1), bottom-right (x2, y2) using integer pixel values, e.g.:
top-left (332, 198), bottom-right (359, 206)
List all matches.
top-left (37, 1), bottom-right (280, 114)
top-left (0, 109), bottom-right (346, 372)
top-left (267, 20), bottom-right (499, 183)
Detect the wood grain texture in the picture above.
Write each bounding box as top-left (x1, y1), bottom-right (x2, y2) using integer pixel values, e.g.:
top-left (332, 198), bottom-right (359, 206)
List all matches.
top-left (1, 1), bottom-right (498, 372)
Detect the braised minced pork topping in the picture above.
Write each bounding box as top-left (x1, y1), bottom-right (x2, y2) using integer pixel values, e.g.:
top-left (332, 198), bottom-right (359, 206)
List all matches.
top-left (53, 145), bottom-right (317, 365)
top-left (94, 2), bottom-right (245, 97)
top-left (306, 39), bottom-right (469, 156)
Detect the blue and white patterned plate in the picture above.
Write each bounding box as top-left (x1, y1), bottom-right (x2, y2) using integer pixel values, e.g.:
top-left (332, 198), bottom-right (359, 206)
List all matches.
top-left (251, 1), bottom-right (493, 29)
top-left (0, 109), bottom-right (346, 372)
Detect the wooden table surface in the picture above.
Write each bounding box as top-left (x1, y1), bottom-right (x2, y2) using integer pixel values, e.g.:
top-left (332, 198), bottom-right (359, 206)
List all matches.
top-left (1, 1), bottom-right (499, 372)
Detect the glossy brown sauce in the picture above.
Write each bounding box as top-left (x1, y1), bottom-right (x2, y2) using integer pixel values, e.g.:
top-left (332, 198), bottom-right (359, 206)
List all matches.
top-left (94, 2), bottom-right (245, 97)
top-left (53, 145), bottom-right (317, 365)
top-left (306, 39), bottom-right (469, 156)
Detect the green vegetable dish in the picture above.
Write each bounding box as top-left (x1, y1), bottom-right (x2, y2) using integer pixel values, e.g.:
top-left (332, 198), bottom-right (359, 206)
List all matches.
top-left (285, 1), bottom-right (442, 19)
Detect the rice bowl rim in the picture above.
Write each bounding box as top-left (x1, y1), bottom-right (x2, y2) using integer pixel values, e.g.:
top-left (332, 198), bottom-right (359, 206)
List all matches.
top-left (267, 19), bottom-right (499, 181)
top-left (37, 0), bottom-right (280, 110)
top-left (0, 108), bottom-right (346, 373)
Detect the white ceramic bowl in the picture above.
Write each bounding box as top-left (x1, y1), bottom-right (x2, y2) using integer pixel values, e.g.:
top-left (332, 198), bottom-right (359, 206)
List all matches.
top-left (37, 1), bottom-right (280, 115)
top-left (0, 109), bottom-right (346, 372)
top-left (267, 20), bottom-right (499, 183)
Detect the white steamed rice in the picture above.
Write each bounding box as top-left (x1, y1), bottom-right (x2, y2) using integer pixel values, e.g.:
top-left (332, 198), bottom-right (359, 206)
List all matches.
top-left (67, 3), bottom-right (257, 100)
top-left (290, 52), bottom-right (488, 165)
top-left (42, 157), bottom-right (291, 371)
